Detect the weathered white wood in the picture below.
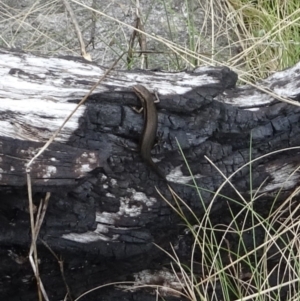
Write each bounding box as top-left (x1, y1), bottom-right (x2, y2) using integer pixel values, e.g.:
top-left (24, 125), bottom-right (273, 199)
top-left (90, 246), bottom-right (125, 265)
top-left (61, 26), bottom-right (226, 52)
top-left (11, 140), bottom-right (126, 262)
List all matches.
top-left (1, 49), bottom-right (299, 146)
top-left (220, 62), bottom-right (300, 108)
top-left (1, 48), bottom-right (299, 191)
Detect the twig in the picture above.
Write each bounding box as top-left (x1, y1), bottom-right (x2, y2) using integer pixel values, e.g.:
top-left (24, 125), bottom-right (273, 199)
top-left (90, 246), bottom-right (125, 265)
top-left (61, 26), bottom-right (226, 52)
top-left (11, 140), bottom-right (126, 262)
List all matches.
top-left (41, 240), bottom-right (74, 301)
top-left (127, 1), bottom-right (148, 68)
top-left (127, 17), bottom-right (139, 66)
top-left (28, 191), bottom-right (51, 301)
top-left (62, 0), bottom-right (91, 61)
top-left (26, 52), bottom-right (125, 172)
top-left (26, 52), bottom-right (125, 300)
top-left (86, 0), bottom-right (97, 49)
top-left (136, 2), bottom-right (148, 68)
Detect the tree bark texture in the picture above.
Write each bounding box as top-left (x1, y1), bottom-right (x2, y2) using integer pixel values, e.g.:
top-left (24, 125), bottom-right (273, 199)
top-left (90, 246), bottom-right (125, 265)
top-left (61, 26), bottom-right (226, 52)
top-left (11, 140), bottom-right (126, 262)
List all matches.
top-left (1, 48), bottom-right (300, 300)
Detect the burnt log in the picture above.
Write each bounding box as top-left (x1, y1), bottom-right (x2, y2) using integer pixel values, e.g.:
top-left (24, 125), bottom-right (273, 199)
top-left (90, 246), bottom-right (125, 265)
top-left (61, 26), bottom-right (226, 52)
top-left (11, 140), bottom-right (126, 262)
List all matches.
top-left (1, 47), bottom-right (300, 300)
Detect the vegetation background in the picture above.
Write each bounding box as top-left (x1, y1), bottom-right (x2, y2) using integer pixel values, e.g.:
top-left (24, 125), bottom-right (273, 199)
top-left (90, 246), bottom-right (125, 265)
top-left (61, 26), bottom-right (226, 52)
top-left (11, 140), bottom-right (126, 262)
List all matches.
top-left (2, 0), bottom-right (299, 80)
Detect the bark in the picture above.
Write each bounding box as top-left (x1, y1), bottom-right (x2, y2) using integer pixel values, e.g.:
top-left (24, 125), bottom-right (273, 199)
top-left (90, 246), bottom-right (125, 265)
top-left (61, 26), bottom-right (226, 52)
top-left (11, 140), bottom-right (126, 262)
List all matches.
top-left (1, 48), bottom-right (299, 300)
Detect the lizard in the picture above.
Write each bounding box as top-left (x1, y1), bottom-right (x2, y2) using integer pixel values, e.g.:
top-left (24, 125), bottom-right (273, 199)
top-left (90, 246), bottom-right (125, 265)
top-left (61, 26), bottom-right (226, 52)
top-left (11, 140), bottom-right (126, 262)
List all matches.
top-left (132, 84), bottom-right (167, 180)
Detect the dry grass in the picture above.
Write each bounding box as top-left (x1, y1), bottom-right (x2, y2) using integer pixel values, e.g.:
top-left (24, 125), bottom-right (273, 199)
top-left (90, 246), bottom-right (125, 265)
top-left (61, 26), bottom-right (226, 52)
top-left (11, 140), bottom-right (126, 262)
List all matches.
top-left (154, 145), bottom-right (300, 301)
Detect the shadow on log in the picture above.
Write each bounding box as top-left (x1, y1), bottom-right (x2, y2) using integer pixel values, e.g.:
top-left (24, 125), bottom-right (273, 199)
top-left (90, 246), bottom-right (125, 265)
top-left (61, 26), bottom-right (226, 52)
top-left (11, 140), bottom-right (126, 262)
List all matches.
top-left (1, 48), bottom-right (300, 300)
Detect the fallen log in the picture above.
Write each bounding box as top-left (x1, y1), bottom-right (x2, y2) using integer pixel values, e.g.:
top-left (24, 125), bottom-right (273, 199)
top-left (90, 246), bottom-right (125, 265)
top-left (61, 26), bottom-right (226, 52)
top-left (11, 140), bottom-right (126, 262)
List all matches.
top-left (1, 47), bottom-right (300, 300)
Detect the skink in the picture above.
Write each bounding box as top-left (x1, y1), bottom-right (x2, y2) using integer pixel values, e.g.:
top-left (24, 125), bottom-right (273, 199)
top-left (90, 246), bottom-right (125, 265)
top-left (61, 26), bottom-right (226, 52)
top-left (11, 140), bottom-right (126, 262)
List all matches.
top-left (132, 84), bottom-right (166, 180)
